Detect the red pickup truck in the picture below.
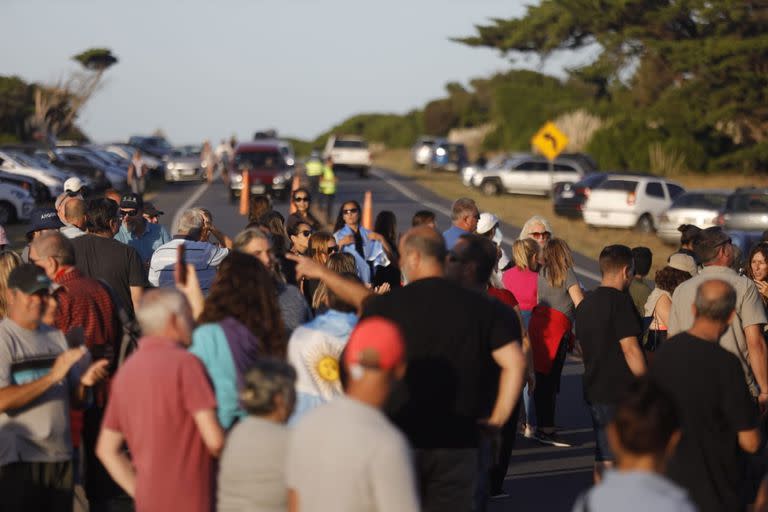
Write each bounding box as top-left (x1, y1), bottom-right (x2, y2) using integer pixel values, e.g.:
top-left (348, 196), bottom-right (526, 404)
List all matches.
top-left (228, 141), bottom-right (294, 201)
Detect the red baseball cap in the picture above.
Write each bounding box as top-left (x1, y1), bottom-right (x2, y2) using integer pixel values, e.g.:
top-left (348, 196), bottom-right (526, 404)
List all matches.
top-left (344, 317), bottom-right (405, 372)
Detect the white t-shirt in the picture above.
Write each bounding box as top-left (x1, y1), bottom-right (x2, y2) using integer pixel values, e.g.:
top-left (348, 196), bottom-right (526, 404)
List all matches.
top-left (286, 397), bottom-right (420, 512)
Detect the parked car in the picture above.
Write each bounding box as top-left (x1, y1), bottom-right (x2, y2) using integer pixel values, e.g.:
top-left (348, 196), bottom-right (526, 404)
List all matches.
top-left (128, 136), bottom-right (173, 158)
top-left (55, 147), bottom-right (127, 190)
top-left (0, 149), bottom-right (67, 200)
top-left (716, 187), bottom-right (768, 233)
top-left (0, 182), bottom-right (35, 224)
top-left (429, 141), bottom-right (468, 172)
top-left (0, 170), bottom-right (46, 202)
top-left (583, 174), bottom-right (685, 232)
top-left (553, 173), bottom-right (609, 218)
top-left (43, 148), bottom-right (112, 191)
top-left (323, 135), bottom-right (371, 177)
top-left (105, 144), bottom-right (163, 172)
top-left (657, 189), bottom-right (730, 244)
top-left (228, 141), bottom-right (294, 201)
top-left (411, 136), bottom-right (438, 168)
top-left (469, 153), bottom-right (587, 196)
top-left (164, 146), bottom-right (205, 182)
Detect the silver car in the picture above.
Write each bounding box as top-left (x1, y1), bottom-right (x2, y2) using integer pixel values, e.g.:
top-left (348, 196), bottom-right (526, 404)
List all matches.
top-left (718, 188), bottom-right (768, 232)
top-left (411, 136), bottom-right (438, 168)
top-left (164, 146), bottom-right (205, 182)
top-left (656, 189), bottom-right (730, 244)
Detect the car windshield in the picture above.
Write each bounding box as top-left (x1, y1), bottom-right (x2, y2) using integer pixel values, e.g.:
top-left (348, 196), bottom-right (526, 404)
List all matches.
top-left (7, 151), bottom-right (40, 168)
top-left (235, 151), bottom-right (283, 169)
top-left (727, 192), bottom-right (768, 213)
top-left (171, 146), bottom-right (201, 158)
top-left (485, 154), bottom-right (508, 169)
top-left (671, 192), bottom-right (728, 209)
top-left (334, 139), bottom-right (367, 149)
top-left (599, 179), bottom-right (638, 192)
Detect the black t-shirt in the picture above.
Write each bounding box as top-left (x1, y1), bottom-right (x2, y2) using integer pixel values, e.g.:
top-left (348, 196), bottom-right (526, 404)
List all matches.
top-left (71, 234), bottom-right (147, 317)
top-left (362, 277), bottom-right (521, 449)
top-left (574, 286), bottom-right (642, 404)
top-left (651, 332), bottom-right (759, 512)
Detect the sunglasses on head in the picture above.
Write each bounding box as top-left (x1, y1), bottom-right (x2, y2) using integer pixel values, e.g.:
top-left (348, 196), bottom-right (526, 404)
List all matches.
top-left (293, 196), bottom-right (310, 203)
top-left (343, 208), bottom-right (359, 215)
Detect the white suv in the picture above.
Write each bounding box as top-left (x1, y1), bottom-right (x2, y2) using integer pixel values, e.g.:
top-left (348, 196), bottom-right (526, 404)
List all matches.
top-left (466, 154), bottom-right (587, 196)
top-left (323, 135), bottom-right (371, 177)
top-left (583, 174), bottom-right (685, 232)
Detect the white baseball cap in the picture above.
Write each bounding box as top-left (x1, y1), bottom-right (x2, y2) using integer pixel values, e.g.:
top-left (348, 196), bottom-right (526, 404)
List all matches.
top-left (476, 213), bottom-right (499, 235)
top-left (63, 177), bottom-right (85, 193)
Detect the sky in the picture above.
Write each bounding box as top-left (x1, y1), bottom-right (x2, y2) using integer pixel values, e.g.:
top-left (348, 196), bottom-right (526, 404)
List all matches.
top-left (1, 0), bottom-right (586, 144)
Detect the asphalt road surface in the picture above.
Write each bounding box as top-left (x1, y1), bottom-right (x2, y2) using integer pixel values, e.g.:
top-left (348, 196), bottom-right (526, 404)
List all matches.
top-left (152, 167), bottom-right (597, 512)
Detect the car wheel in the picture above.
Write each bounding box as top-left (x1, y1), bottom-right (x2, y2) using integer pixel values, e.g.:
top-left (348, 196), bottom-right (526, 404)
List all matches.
top-left (480, 180), bottom-right (501, 196)
top-left (636, 214), bottom-right (655, 233)
top-left (0, 202), bottom-right (17, 225)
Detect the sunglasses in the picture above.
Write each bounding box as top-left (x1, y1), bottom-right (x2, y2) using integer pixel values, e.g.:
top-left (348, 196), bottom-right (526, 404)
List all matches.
top-left (530, 231), bottom-right (551, 240)
top-left (343, 208), bottom-right (360, 215)
top-left (298, 230), bottom-right (312, 237)
top-left (120, 209), bottom-right (138, 217)
top-left (327, 245), bottom-right (339, 254)
top-left (293, 196), bottom-right (310, 203)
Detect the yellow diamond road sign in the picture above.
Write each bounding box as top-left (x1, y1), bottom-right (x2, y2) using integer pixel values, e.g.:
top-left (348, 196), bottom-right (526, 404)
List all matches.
top-left (532, 122), bottom-right (569, 161)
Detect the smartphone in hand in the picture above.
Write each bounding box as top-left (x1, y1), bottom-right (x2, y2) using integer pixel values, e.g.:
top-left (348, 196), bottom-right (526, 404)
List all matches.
top-left (176, 244), bottom-right (187, 286)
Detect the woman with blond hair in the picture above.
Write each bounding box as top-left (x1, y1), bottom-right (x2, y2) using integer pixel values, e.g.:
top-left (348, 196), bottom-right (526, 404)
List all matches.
top-left (0, 250), bottom-right (21, 318)
top-left (529, 238), bottom-right (583, 447)
top-left (519, 215), bottom-right (553, 248)
top-left (303, 232), bottom-right (338, 307)
top-left (502, 238), bottom-right (541, 437)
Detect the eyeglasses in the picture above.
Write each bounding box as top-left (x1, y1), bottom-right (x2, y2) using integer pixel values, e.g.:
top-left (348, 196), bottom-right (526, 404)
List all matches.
top-left (293, 196), bottom-right (310, 203)
top-left (343, 208), bottom-right (360, 215)
top-left (530, 231), bottom-right (551, 240)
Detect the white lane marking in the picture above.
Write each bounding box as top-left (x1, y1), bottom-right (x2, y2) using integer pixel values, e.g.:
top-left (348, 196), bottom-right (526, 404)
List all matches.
top-left (170, 169), bottom-right (220, 232)
top-left (370, 168), bottom-right (602, 283)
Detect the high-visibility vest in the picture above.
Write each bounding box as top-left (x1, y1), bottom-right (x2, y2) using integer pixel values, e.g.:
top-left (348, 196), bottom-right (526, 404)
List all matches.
top-left (319, 165), bottom-right (336, 195)
top-left (305, 159), bottom-right (323, 177)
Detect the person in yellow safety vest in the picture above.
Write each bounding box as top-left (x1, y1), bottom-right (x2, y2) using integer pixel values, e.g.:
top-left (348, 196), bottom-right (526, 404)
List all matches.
top-left (319, 157), bottom-right (337, 221)
top-left (305, 150), bottom-right (324, 196)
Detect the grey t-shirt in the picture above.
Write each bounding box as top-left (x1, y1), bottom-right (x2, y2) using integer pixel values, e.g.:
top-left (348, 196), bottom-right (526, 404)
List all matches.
top-left (538, 267), bottom-right (580, 320)
top-left (286, 397), bottom-right (420, 512)
top-left (217, 416), bottom-right (288, 512)
top-left (0, 318), bottom-right (84, 466)
top-left (278, 283), bottom-right (312, 336)
top-left (572, 471), bottom-right (696, 512)
top-left (669, 265), bottom-right (767, 396)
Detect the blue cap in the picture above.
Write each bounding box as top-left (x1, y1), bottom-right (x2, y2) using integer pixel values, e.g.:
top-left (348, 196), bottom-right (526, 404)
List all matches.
top-left (27, 208), bottom-right (64, 236)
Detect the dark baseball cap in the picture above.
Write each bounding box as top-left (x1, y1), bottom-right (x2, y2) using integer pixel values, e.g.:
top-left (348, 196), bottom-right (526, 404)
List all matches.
top-left (7, 264), bottom-right (51, 295)
top-left (120, 193), bottom-right (143, 210)
top-left (143, 202), bottom-right (164, 217)
top-left (26, 208), bottom-right (64, 236)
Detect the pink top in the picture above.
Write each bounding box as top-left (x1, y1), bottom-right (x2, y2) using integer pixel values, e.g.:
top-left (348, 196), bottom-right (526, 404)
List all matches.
top-left (502, 267), bottom-right (538, 311)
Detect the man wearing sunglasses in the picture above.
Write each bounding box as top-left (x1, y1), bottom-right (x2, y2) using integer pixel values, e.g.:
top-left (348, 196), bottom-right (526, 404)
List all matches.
top-left (287, 187), bottom-right (320, 231)
top-left (669, 227), bottom-right (768, 412)
top-left (443, 197), bottom-right (480, 250)
top-left (114, 193), bottom-right (171, 266)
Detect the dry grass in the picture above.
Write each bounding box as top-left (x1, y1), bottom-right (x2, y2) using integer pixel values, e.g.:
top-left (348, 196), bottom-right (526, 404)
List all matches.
top-left (373, 149), bottom-right (768, 274)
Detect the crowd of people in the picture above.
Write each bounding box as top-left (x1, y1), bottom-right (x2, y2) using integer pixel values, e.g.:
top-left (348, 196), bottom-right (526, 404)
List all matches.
top-left (3, 184), bottom-right (768, 512)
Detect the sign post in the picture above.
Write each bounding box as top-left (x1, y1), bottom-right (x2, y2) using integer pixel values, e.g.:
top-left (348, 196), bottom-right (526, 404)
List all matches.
top-left (531, 122), bottom-right (569, 196)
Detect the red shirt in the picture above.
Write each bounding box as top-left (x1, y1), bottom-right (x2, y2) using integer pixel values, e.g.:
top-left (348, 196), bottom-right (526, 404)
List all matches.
top-left (488, 287), bottom-right (519, 309)
top-left (53, 267), bottom-right (118, 352)
top-left (103, 337), bottom-right (217, 512)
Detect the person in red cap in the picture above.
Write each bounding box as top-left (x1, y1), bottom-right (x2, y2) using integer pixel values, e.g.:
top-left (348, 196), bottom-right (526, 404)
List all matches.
top-left (285, 316), bottom-right (419, 512)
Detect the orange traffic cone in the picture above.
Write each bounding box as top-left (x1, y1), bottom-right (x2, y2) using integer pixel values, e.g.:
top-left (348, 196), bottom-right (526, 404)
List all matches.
top-left (362, 190), bottom-right (373, 230)
top-left (239, 170), bottom-right (250, 216)
top-left (289, 175), bottom-right (300, 213)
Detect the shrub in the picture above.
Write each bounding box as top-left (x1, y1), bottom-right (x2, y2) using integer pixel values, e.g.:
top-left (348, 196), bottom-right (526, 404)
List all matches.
top-left (587, 118), bottom-right (665, 171)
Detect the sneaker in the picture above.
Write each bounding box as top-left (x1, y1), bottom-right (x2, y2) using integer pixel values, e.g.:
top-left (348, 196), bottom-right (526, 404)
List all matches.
top-left (535, 431), bottom-right (571, 447)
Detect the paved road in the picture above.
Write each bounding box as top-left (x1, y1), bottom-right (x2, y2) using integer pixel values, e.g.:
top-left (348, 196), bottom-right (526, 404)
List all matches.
top-left (151, 167), bottom-right (597, 512)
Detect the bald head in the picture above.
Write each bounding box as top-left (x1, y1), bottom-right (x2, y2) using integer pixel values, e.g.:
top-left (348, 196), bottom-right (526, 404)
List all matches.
top-left (400, 226), bottom-right (446, 263)
top-left (64, 197), bottom-right (87, 225)
top-left (694, 280), bottom-right (736, 323)
top-left (30, 231), bottom-right (75, 266)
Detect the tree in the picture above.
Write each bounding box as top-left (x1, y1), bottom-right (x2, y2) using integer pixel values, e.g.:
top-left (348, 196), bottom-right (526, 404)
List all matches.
top-left (457, 1), bottom-right (768, 170)
top-left (30, 48), bottom-right (118, 142)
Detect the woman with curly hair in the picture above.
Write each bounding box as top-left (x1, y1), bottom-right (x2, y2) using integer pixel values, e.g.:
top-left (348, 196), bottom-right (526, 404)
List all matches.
top-left (644, 253), bottom-right (696, 354)
top-left (190, 251), bottom-right (287, 429)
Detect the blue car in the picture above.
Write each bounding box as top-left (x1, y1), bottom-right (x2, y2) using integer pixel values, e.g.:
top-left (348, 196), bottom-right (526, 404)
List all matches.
top-left (429, 141), bottom-right (468, 172)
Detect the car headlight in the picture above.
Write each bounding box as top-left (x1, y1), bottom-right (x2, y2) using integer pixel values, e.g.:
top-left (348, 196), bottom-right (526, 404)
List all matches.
top-left (435, 148), bottom-right (446, 156)
top-left (231, 173), bottom-right (243, 183)
top-left (472, 175), bottom-right (482, 186)
top-left (166, 163), bottom-right (175, 170)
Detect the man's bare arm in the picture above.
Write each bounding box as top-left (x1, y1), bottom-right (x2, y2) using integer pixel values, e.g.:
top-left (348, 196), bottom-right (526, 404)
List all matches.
top-left (619, 336), bottom-right (646, 376)
top-left (96, 428), bottom-right (136, 497)
top-left (745, 324), bottom-right (768, 401)
top-left (193, 409), bottom-right (225, 458)
top-left (487, 342), bottom-right (526, 426)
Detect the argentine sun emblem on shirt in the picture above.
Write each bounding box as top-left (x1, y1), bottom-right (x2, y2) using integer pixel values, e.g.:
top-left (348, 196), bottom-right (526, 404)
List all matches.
top-left (303, 341), bottom-right (343, 400)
